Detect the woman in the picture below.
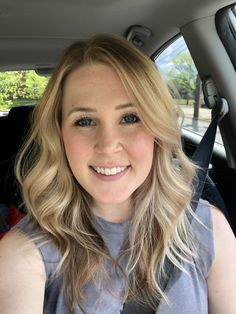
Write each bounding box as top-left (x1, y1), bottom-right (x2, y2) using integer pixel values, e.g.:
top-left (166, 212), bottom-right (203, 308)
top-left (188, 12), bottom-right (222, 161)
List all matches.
top-left (0, 35), bottom-right (235, 314)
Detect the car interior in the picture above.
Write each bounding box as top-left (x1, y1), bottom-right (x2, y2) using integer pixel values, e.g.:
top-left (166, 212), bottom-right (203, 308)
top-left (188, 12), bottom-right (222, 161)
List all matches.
top-left (0, 0), bottom-right (235, 236)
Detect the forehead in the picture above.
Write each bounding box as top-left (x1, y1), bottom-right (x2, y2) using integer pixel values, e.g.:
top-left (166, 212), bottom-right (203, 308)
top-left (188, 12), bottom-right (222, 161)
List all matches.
top-left (64, 63), bottom-right (122, 89)
top-left (62, 64), bottom-right (134, 108)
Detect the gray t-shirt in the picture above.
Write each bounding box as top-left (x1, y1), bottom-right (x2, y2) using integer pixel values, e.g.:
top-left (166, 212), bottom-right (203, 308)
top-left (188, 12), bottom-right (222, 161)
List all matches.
top-left (15, 199), bottom-right (214, 314)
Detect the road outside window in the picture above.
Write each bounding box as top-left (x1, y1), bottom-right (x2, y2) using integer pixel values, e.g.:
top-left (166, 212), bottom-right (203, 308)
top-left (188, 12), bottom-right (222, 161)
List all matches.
top-left (155, 36), bottom-right (223, 146)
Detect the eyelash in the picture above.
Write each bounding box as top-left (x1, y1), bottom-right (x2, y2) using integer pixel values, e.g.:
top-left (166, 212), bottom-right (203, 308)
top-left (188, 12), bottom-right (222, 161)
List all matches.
top-left (121, 113), bottom-right (140, 124)
top-left (73, 113), bottom-right (140, 128)
top-left (73, 116), bottom-right (95, 127)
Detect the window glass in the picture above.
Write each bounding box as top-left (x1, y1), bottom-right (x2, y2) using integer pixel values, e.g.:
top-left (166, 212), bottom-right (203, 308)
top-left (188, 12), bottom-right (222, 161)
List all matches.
top-left (0, 70), bottom-right (49, 116)
top-left (155, 36), bottom-right (223, 146)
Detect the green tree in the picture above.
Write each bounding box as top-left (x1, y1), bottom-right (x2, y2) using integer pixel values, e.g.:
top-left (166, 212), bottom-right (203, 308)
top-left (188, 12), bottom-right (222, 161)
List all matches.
top-left (24, 71), bottom-right (48, 100)
top-left (0, 72), bottom-right (20, 107)
top-left (166, 52), bottom-right (197, 104)
top-left (0, 71), bottom-right (49, 110)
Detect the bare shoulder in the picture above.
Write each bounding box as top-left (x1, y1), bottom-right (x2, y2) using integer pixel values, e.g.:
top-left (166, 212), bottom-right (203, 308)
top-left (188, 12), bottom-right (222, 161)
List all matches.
top-left (1, 228), bottom-right (34, 252)
top-left (210, 206), bottom-right (235, 257)
top-left (210, 206), bottom-right (235, 238)
top-left (0, 229), bottom-right (46, 314)
top-left (0, 228), bottom-right (45, 266)
top-left (207, 206), bottom-right (236, 314)
top-left (210, 206), bottom-right (236, 265)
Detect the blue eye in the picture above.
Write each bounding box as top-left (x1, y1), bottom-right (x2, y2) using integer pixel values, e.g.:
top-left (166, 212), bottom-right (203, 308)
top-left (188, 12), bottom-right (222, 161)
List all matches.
top-left (121, 113), bottom-right (140, 124)
top-left (74, 117), bottom-right (95, 127)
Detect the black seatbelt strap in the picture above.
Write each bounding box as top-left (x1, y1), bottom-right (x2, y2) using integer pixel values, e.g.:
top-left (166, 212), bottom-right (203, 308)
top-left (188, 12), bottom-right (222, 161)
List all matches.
top-left (191, 100), bottom-right (226, 205)
top-left (121, 99), bottom-right (228, 314)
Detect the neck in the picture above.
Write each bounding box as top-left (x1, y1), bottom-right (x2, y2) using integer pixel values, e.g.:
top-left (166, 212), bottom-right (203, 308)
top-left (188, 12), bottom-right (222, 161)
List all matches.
top-left (92, 201), bottom-right (133, 223)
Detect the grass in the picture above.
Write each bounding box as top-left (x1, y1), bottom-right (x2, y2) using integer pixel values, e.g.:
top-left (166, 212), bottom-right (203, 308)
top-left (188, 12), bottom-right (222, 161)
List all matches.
top-left (175, 98), bottom-right (194, 105)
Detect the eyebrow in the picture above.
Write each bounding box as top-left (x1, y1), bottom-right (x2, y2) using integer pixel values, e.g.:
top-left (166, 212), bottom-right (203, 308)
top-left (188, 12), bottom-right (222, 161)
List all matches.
top-left (67, 103), bottom-right (135, 116)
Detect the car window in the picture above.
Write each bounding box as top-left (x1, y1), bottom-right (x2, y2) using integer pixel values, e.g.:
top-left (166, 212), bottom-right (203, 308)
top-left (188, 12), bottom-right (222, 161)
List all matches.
top-left (0, 70), bottom-right (49, 116)
top-left (154, 36), bottom-right (223, 146)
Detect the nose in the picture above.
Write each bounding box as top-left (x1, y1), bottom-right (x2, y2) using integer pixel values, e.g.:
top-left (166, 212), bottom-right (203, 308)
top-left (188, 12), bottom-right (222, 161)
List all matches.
top-left (94, 127), bottom-right (123, 155)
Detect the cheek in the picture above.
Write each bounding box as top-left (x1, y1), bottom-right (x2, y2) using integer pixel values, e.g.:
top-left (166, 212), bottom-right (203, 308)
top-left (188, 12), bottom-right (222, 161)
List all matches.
top-left (128, 131), bottom-right (154, 166)
top-left (62, 132), bottom-right (92, 168)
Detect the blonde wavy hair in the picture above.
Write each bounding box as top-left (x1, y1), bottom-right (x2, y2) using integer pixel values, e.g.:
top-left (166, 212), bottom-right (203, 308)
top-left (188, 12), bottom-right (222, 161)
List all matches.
top-left (16, 35), bottom-right (197, 313)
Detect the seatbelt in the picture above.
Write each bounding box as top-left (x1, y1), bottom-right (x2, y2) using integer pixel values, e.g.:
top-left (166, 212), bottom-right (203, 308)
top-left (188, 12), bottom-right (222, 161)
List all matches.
top-left (121, 98), bottom-right (228, 314)
top-left (190, 98), bottom-right (228, 206)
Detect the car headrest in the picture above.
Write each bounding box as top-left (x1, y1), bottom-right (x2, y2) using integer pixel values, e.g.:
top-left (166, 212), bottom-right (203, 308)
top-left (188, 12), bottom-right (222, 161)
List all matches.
top-left (8, 105), bottom-right (34, 130)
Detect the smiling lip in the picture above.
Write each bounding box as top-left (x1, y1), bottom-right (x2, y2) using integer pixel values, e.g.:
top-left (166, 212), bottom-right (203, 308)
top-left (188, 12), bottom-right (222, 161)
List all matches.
top-left (89, 165), bottom-right (130, 181)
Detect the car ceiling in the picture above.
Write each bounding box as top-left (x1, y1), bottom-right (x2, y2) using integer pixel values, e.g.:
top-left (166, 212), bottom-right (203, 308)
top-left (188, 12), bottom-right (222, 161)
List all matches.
top-left (0, 0), bottom-right (234, 70)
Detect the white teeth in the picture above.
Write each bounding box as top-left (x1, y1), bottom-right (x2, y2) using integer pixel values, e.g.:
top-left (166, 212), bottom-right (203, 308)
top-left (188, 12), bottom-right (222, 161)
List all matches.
top-left (92, 166), bottom-right (126, 176)
top-left (105, 168), bottom-right (110, 175)
top-left (110, 167), bottom-right (117, 175)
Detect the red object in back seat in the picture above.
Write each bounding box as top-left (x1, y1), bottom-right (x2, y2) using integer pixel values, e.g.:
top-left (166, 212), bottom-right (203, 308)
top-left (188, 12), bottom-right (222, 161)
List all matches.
top-left (8, 205), bottom-right (25, 226)
top-left (0, 205), bottom-right (25, 240)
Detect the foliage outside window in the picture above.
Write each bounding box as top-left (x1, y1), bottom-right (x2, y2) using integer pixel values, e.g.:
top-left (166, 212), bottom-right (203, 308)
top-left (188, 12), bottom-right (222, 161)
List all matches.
top-left (155, 36), bottom-right (223, 146)
top-left (0, 71), bottom-right (49, 111)
top-left (163, 52), bottom-right (198, 104)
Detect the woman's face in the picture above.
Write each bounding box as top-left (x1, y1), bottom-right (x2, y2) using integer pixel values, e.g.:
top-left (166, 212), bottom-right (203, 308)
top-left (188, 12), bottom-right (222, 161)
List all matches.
top-left (61, 64), bottom-right (154, 211)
